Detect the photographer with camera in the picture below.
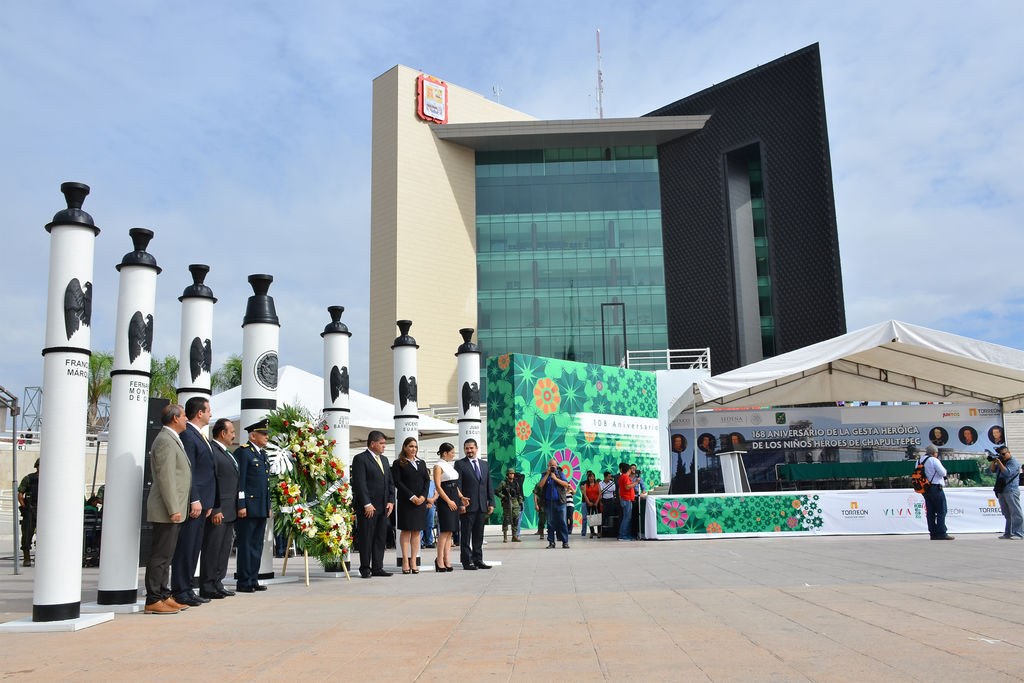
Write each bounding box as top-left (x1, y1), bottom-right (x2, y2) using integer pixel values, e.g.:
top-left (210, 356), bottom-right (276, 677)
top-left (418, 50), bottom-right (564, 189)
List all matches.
top-left (988, 446), bottom-right (1023, 539)
top-left (538, 458), bottom-right (571, 548)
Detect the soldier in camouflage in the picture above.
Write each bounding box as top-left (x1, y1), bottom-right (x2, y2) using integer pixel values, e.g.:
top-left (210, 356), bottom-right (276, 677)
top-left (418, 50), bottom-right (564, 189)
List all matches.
top-left (496, 468), bottom-right (524, 542)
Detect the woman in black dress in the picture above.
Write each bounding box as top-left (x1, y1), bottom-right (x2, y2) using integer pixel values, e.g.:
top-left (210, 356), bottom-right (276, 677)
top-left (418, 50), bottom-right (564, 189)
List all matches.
top-left (432, 442), bottom-right (467, 573)
top-left (392, 437), bottom-right (429, 574)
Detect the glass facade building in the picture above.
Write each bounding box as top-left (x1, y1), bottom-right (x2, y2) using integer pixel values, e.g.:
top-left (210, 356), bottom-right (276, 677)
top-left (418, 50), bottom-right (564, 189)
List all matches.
top-left (475, 146), bottom-right (667, 370)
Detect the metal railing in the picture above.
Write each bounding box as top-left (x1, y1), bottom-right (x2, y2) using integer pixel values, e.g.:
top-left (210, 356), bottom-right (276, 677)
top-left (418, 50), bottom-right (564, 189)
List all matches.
top-left (622, 348), bottom-right (711, 372)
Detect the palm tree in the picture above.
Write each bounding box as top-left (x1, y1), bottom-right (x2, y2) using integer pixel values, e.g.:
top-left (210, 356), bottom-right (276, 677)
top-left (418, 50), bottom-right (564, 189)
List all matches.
top-left (87, 351), bottom-right (113, 430)
top-left (149, 355), bottom-right (180, 402)
top-left (212, 353), bottom-right (243, 392)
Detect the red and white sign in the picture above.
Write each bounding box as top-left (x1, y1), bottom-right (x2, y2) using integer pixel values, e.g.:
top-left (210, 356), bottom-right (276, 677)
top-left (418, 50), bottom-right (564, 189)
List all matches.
top-left (417, 73), bottom-right (448, 124)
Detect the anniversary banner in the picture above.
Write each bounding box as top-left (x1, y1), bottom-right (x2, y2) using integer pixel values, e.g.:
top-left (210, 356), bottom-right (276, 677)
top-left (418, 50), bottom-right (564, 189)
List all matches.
top-left (644, 488), bottom-right (1011, 539)
top-left (667, 402), bottom-right (1004, 494)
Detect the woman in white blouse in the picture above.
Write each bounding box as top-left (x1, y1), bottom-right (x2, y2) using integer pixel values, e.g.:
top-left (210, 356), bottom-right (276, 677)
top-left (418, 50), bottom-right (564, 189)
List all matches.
top-left (433, 442), bottom-right (468, 572)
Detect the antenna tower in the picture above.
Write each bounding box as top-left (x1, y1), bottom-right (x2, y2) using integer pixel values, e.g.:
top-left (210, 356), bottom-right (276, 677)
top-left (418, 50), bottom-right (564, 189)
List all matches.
top-left (596, 29), bottom-right (604, 119)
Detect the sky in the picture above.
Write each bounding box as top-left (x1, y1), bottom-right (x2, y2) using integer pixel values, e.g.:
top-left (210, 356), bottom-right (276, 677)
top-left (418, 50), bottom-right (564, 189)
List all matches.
top-left (1, 1), bottom-right (1022, 407)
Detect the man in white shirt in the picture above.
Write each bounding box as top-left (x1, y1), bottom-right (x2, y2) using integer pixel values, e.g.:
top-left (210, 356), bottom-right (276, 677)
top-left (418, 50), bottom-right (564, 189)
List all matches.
top-left (918, 444), bottom-right (954, 540)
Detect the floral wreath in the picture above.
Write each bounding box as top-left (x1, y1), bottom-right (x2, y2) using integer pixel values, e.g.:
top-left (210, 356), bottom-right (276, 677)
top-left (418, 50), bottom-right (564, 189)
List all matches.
top-left (264, 404), bottom-right (355, 564)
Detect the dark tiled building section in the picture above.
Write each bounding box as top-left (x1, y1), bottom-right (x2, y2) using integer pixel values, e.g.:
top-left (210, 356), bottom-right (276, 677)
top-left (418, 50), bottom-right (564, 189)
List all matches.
top-left (648, 43), bottom-right (845, 373)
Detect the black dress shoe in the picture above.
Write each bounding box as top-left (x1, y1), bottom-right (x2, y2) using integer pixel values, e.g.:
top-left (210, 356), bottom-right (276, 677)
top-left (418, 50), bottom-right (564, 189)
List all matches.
top-left (462, 563), bottom-right (478, 570)
top-left (475, 562), bottom-right (492, 569)
top-left (218, 587), bottom-right (236, 597)
top-left (199, 590), bottom-right (225, 600)
top-left (176, 594), bottom-right (202, 606)
top-left (235, 584), bottom-right (256, 593)
top-left (359, 569), bottom-right (372, 579)
top-left (192, 593), bottom-right (211, 604)
top-left (370, 569), bottom-right (393, 577)
top-left (254, 584), bottom-right (268, 591)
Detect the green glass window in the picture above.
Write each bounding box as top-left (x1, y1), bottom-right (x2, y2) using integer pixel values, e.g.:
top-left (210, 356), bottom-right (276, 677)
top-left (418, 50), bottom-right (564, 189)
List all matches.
top-left (476, 146), bottom-right (667, 370)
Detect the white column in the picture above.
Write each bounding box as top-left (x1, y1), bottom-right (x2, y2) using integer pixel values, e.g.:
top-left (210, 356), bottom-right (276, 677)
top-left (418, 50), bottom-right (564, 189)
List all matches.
top-left (34, 182), bottom-right (99, 622)
top-left (96, 229), bottom-right (161, 605)
top-left (455, 328), bottom-right (481, 453)
top-left (322, 306), bottom-right (352, 471)
top-left (176, 264), bottom-right (216, 414)
top-left (392, 320), bottom-right (419, 445)
top-left (240, 274), bottom-right (279, 579)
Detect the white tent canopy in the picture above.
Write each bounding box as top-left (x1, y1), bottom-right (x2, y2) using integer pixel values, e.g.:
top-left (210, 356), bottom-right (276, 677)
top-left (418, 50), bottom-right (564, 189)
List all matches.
top-left (210, 365), bottom-right (457, 444)
top-left (668, 320), bottom-right (1024, 420)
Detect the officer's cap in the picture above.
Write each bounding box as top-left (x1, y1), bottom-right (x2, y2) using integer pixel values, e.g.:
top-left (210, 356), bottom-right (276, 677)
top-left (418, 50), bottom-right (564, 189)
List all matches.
top-left (246, 418), bottom-right (270, 434)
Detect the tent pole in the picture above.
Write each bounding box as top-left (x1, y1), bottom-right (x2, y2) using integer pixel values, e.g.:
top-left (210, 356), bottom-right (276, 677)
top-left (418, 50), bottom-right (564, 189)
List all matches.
top-left (692, 383), bottom-right (699, 495)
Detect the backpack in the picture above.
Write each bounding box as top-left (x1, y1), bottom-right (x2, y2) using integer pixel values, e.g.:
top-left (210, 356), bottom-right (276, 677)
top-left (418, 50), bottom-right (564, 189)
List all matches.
top-left (911, 456), bottom-right (931, 494)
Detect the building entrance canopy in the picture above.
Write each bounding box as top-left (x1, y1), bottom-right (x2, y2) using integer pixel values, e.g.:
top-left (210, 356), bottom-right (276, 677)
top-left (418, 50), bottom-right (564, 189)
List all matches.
top-left (668, 320), bottom-right (1024, 418)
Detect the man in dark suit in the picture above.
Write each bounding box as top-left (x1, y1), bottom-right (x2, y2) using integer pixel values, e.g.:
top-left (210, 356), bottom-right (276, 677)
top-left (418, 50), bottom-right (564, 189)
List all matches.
top-left (171, 396), bottom-right (218, 606)
top-left (144, 404), bottom-right (191, 615)
top-left (455, 438), bottom-right (494, 570)
top-left (350, 430), bottom-right (395, 578)
top-left (199, 418), bottom-right (239, 599)
top-left (235, 419), bottom-right (271, 592)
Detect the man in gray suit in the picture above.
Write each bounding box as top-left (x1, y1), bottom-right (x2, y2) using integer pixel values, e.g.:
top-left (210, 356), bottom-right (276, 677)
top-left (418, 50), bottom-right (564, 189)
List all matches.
top-left (199, 418), bottom-right (240, 599)
top-left (145, 404), bottom-right (192, 615)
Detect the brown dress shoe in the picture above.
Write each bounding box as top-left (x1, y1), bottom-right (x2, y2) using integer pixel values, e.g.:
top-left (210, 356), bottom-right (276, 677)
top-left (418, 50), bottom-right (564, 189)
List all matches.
top-left (164, 597), bottom-right (189, 611)
top-left (145, 599), bottom-right (180, 614)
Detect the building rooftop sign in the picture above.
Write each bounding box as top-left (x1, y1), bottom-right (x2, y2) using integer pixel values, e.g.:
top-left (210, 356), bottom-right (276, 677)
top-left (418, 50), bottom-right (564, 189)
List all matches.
top-left (417, 73), bottom-right (448, 124)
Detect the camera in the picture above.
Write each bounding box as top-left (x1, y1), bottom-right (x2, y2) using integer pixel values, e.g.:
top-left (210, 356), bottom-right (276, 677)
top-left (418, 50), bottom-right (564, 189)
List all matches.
top-left (549, 466), bottom-right (557, 473)
top-left (985, 449), bottom-right (999, 461)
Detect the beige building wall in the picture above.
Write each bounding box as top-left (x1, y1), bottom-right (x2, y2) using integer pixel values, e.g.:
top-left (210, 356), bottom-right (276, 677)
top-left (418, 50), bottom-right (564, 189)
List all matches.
top-left (369, 65), bottom-right (534, 407)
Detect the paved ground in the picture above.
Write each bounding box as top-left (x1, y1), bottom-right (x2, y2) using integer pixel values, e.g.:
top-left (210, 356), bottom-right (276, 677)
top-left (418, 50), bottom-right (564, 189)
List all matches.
top-left (1, 528), bottom-right (1023, 681)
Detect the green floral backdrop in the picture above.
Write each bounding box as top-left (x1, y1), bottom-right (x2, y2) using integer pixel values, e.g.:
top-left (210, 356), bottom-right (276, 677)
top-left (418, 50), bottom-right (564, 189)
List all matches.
top-left (487, 353), bottom-right (660, 528)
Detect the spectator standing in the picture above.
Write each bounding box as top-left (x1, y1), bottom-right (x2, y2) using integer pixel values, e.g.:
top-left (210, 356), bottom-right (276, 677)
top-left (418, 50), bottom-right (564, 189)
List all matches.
top-left (630, 464), bottom-right (648, 539)
top-left (581, 471), bottom-right (601, 538)
top-left (422, 479), bottom-right (438, 549)
top-left (617, 463), bottom-right (636, 541)
top-left (918, 444), bottom-right (954, 541)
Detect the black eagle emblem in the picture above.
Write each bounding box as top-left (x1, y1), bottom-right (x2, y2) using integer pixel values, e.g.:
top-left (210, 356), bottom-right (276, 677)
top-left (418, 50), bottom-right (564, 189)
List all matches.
top-left (461, 381), bottom-right (480, 414)
top-left (398, 375), bottom-right (417, 410)
top-left (63, 278), bottom-right (93, 340)
top-left (189, 336), bottom-right (212, 382)
top-left (329, 365), bottom-right (349, 403)
top-left (127, 311), bottom-right (154, 364)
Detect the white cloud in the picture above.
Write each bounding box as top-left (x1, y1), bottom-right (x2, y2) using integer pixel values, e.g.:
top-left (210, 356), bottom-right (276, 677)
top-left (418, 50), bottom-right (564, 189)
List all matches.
top-left (2, 0), bottom-right (1022, 404)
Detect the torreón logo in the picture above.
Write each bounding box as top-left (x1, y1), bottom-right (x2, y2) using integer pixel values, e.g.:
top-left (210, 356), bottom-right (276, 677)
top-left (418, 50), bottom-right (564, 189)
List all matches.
top-left (842, 501), bottom-right (869, 517)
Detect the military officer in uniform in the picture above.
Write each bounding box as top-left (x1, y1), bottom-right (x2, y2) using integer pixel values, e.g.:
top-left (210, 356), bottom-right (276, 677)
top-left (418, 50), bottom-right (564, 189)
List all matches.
top-left (234, 419), bottom-right (271, 592)
top-left (17, 459), bottom-right (40, 566)
top-left (495, 467), bottom-right (524, 542)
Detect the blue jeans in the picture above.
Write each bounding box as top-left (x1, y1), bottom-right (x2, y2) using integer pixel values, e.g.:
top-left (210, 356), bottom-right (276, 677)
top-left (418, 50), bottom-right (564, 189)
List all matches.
top-left (923, 486), bottom-right (948, 539)
top-left (997, 489), bottom-right (1024, 538)
top-left (619, 498), bottom-right (634, 540)
top-left (545, 500), bottom-right (568, 545)
top-left (421, 504), bottom-right (436, 545)
top-left (580, 501), bottom-right (588, 536)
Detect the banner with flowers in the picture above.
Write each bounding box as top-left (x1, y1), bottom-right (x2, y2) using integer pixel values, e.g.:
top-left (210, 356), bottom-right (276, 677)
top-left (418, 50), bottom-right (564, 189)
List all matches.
top-left (266, 404), bottom-right (355, 564)
top-left (487, 353), bottom-right (660, 528)
top-left (644, 489), bottom-right (1009, 538)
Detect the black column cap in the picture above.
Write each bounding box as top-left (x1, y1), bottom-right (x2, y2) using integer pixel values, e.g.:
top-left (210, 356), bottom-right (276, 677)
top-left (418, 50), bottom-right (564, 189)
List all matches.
top-left (242, 274), bottom-right (279, 326)
top-left (391, 319), bottom-right (419, 349)
top-left (321, 305), bottom-right (352, 337)
top-left (45, 181), bottom-right (99, 234)
top-left (116, 228), bottom-right (161, 273)
top-left (455, 327), bottom-right (480, 355)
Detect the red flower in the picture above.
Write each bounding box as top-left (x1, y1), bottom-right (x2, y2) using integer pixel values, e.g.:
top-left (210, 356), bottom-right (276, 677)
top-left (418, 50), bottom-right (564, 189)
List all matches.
top-left (284, 420), bottom-right (289, 426)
